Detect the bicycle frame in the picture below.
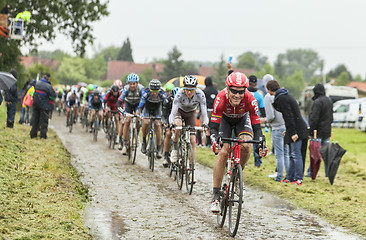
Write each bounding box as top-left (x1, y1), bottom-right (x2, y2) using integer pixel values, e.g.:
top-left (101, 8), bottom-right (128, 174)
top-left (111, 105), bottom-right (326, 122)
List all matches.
top-left (175, 125), bottom-right (203, 193)
top-left (107, 111), bottom-right (118, 149)
top-left (216, 135), bottom-right (264, 237)
top-left (126, 113), bottom-right (138, 164)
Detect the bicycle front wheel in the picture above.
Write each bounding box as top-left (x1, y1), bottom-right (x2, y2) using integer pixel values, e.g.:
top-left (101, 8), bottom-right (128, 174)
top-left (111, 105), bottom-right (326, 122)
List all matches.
top-left (176, 143), bottom-right (184, 190)
top-left (149, 132), bottom-right (155, 172)
top-left (185, 143), bottom-right (194, 194)
top-left (131, 128), bottom-right (138, 164)
top-left (93, 119), bottom-right (98, 141)
top-left (228, 164), bottom-right (243, 237)
top-left (69, 114), bottom-right (73, 133)
top-left (109, 121), bottom-right (115, 149)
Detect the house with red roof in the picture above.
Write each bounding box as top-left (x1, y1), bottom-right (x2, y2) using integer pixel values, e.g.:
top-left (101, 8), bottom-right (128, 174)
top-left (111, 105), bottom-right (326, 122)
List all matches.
top-left (20, 56), bottom-right (60, 71)
top-left (104, 61), bottom-right (165, 81)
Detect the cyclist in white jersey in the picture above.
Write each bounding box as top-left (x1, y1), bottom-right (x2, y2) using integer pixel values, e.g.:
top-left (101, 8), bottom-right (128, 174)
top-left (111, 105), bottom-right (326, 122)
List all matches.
top-left (169, 75), bottom-right (209, 183)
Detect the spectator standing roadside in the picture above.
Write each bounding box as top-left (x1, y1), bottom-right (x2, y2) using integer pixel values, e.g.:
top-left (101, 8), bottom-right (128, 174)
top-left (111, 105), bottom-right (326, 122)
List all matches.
top-left (304, 92), bottom-right (313, 122)
top-left (267, 80), bottom-right (308, 185)
top-left (202, 76), bottom-right (218, 147)
top-left (4, 69), bottom-right (18, 128)
top-left (30, 73), bottom-right (56, 139)
top-left (19, 80), bottom-right (30, 124)
top-left (307, 83), bottom-right (333, 177)
top-left (248, 75), bottom-right (265, 168)
top-left (261, 74), bottom-right (288, 182)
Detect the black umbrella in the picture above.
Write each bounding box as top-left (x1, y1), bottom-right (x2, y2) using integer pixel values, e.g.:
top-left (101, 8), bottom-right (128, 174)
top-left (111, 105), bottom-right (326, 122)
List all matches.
top-left (319, 142), bottom-right (346, 185)
top-left (0, 72), bottom-right (17, 90)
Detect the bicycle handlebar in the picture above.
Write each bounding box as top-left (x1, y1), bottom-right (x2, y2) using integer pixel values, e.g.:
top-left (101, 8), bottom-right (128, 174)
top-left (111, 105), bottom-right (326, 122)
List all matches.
top-left (175, 126), bottom-right (204, 131)
top-left (218, 135), bottom-right (266, 149)
top-left (125, 113), bottom-right (138, 117)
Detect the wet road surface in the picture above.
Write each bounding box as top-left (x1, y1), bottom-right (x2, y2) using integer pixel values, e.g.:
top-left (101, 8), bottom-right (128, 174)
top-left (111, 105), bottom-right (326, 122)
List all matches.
top-left (50, 115), bottom-right (364, 240)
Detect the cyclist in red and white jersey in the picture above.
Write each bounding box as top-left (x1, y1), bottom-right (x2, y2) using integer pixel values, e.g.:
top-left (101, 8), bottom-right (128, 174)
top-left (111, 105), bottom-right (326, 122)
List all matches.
top-left (210, 71), bottom-right (266, 213)
top-left (104, 84), bottom-right (122, 140)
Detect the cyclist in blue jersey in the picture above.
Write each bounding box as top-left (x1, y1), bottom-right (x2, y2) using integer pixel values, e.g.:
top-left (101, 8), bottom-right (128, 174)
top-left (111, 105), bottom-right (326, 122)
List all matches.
top-left (88, 89), bottom-right (104, 132)
top-left (117, 73), bottom-right (145, 153)
top-left (66, 86), bottom-right (80, 126)
top-left (136, 79), bottom-right (167, 159)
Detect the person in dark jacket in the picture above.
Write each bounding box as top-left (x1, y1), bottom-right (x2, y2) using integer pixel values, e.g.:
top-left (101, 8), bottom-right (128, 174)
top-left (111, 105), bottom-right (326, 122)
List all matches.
top-left (202, 76), bottom-right (218, 146)
top-left (30, 73), bottom-right (56, 139)
top-left (267, 80), bottom-right (308, 185)
top-left (4, 69), bottom-right (18, 128)
top-left (307, 83), bottom-right (333, 177)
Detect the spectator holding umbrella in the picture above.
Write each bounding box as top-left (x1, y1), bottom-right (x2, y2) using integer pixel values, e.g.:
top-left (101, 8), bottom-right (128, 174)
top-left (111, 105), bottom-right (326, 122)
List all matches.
top-left (307, 83), bottom-right (333, 177)
top-left (4, 69), bottom-right (18, 128)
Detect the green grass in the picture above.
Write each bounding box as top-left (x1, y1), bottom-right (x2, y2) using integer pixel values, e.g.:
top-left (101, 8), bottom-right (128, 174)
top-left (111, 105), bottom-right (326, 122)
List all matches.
top-left (0, 104), bottom-right (92, 239)
top-left (197, 129), bottom-right (366, 236)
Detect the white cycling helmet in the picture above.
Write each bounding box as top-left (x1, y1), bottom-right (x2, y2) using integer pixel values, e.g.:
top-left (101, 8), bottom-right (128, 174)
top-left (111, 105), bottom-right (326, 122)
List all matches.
top-left (183, 75), bottom-right (198, 88)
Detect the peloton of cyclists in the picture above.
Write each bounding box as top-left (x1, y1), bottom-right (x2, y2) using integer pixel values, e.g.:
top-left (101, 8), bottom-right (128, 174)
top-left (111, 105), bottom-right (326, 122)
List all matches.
top-left (169, 75), bottom-right (209, 183)
top-left (209, 71), bottom-right (267, 213)
top-left (117, 73), bottom-right (145, 154)
top-left (136, 79), bottom-right (167, 159)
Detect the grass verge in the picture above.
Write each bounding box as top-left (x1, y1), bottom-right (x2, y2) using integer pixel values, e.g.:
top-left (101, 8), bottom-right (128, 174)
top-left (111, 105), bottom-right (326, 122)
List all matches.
top-left (197, 129), bottom-right (366, 236)
top-left (0, 104), bottom-right (92, 239)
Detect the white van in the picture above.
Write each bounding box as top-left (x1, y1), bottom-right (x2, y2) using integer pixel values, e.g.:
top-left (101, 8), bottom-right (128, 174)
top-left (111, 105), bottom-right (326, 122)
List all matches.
top-left (356, 101), bottom-right (366, 131)
top-left (333, 98), bottom-right (366, 128)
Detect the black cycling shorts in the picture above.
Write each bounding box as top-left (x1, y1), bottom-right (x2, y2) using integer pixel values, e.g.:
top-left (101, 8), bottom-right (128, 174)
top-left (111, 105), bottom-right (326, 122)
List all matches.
top-left (124, 102), bottom-right (139, 114)
top-left (142, 104), bottom-right (162, 119)
top-left (219, 112), bottom-right (253, 143)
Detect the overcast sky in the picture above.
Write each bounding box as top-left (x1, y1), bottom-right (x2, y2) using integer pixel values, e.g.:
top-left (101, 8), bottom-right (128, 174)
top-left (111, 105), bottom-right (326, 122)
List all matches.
top-left (28, 0), bottom-right (366, 77)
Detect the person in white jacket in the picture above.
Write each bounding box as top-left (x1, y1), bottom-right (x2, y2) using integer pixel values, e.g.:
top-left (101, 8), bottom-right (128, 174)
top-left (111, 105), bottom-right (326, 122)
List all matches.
top-left (260, 74), bottom-right (289, 182)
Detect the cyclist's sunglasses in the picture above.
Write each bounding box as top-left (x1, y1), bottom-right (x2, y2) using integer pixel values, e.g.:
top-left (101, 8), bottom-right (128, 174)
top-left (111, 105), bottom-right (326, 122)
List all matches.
top-left (184, 87), bottom-right (196, 92)
top-left (229, 88), bottom-right (246, 95)
top-left (151, 89), bottom-right (159, 93)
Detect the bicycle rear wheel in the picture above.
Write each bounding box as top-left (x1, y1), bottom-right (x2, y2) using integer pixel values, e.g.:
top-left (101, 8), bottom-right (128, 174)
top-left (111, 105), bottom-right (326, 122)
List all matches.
top-left (185, 143), bottom-right (194, 194)
top-left (217, 187), bottom-right (228, 227)
top-left (228, 164), bottom-right (243, 237)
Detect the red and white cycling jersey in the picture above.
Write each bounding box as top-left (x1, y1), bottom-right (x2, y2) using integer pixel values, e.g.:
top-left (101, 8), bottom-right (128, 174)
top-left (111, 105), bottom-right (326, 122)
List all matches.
top-left (211, 88), bottom-right (260, 125)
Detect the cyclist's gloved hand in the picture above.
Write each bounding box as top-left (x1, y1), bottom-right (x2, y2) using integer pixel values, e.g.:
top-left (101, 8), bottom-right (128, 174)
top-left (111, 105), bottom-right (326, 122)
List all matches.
top-left (202, 124), bottom-right (208, 129)
top-left (170, 124), bottom-right (176, 130)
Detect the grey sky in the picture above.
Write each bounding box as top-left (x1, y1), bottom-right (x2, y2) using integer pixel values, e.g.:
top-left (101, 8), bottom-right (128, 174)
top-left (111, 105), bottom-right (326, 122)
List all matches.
top-left (31, 0), bottom-right (366, 77)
